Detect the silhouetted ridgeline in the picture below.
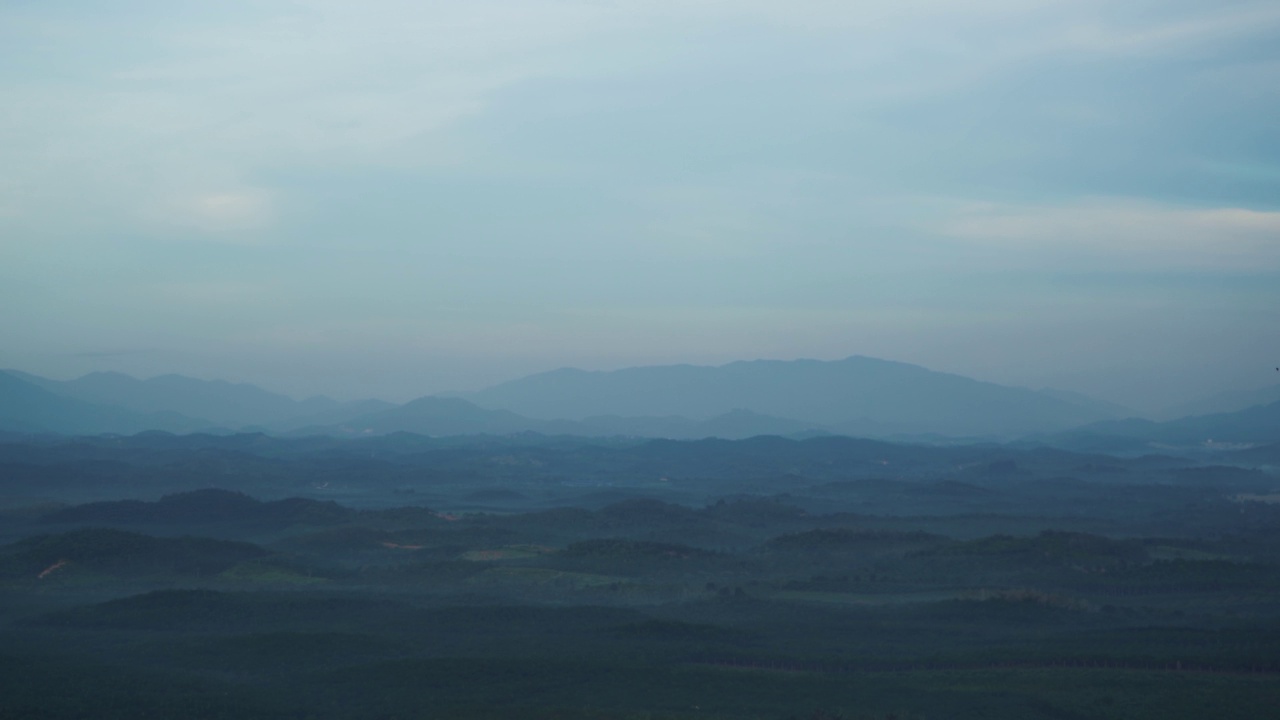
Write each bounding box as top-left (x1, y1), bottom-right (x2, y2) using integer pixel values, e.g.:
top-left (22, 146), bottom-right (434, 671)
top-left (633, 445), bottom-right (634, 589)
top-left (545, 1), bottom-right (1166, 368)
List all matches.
top-left (462, 356), bottom-right (1124, 437)
top-left (3, 357), bottom-right (1134, 440)
top-left (8, 361), bottom-right (1280, 451)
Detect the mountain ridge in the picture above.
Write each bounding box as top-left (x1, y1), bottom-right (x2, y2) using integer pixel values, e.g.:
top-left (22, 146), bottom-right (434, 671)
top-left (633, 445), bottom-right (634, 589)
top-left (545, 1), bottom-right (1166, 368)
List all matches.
top-left (463, 355), bottom-right (1124, 438)
top-left (0, 371), bottom-right (214, 435)
top-left (1, 369), bottom-right (391, 432)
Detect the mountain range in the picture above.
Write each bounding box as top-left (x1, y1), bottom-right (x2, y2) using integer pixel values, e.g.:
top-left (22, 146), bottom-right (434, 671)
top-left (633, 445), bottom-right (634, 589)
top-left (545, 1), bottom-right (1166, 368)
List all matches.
top-left (1029, 400), bottom-right (1280, 454)
top-left (0, 370), bottom-right (389, 435)
top-left (460, 356), bottom-right (1122, 438)
top-left (1156, 382), bottom-right (1280, 421)
top-left (4, 357), bottom-right (1278, 450)
top-left (314, 396), bottom-right (824, 441)
top-left (0, 371), bottom-right (208, 436)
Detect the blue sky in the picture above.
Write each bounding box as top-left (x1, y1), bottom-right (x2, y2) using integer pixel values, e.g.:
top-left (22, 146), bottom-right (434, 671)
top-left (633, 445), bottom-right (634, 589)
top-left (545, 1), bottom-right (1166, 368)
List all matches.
top-left (2, 0), bottom-right (1278, 411)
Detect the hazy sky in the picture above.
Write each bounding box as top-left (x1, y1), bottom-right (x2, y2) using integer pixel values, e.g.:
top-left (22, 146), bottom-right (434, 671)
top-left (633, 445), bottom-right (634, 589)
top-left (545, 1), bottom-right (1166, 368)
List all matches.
top-left (2, 0), bottom-right (1278, 410)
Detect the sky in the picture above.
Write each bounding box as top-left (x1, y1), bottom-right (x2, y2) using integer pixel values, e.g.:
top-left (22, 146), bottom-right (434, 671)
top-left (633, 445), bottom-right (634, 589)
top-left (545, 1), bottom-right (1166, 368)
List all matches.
top-left (2, 0), bottom-right (1278, 412)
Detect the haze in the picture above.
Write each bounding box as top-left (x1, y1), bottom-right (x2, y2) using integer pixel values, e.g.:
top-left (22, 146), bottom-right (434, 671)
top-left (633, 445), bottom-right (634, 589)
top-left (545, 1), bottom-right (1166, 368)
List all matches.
top-left (2, 1), bottom-right (1278, 411)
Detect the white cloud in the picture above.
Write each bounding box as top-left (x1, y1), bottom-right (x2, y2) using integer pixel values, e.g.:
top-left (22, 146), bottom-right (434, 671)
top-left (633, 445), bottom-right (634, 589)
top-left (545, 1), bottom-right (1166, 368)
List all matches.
top-left (2, 1), bottom-right (1271, 215)
top-left (1048, 2), bottom-right (1280, 56)
top-left (152, 188), bottom-right (276, 238)
top-left (0, 1), bottom-right (610, 240)
top-left (936, 199), bottom-right (1280, 270)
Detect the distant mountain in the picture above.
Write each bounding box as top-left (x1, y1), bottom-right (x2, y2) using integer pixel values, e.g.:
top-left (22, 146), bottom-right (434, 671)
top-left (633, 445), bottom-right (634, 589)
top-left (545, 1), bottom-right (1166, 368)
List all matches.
top-left (1036, 388), bottom-right (1136, 419)
top-left (0, 372), bottom-right (210, 435)
top-left (274, 398), bottom-right (395, 431)
top-left (3, 358), bottom-right (1131, 441)
top-left (1159, 383), bottom-right (1280, 421)
top-left (2, 370), bottom-right (386, 431)
top-left (2, 368), bottom-right (829, 441)
top-left (464, 356), bottom-right (1123, 438)
top-left (1135, 400), bottom-right (1280, 446)
top-left (1032, 400), bottom-right (1280, 452)
top-left (330, 397), bottom-right (825, 440)
top-left (341, 396), bottom-right (540, 436)
top-left (664, 408), bottom-right (826, 439)
top-left (560, 408), bottom-right (826, 440)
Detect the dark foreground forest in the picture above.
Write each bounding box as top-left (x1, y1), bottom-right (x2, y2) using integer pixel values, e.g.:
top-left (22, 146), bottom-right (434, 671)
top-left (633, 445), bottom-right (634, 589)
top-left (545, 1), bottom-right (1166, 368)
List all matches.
top-left (1, 431), bottom-right (1278, 719)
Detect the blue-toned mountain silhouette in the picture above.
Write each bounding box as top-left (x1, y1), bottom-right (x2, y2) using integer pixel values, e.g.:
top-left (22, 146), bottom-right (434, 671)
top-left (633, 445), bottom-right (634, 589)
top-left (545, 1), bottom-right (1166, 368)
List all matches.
top-left (1, 370), bottom-right (390, 433)
top-left (461, 356), bottom-right (1124, 438)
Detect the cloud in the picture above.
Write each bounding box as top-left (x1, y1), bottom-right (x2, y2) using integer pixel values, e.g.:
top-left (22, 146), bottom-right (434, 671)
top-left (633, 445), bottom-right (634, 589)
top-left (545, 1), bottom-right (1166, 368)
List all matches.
top-left (142, 188), bottom-right (276, 240)
top-left (0, 1), bottom-right (603, 240)
top-left (936, 198), bottom-right (1280, 270)
top-left (2, 0), bottom-right (1277, 405)
top-left (1048, 2), bottom-right (1280, 56)
top-left (192, 191), bottom-right (269, 226)
top-left (2, 2), bottom-right (1273, 211)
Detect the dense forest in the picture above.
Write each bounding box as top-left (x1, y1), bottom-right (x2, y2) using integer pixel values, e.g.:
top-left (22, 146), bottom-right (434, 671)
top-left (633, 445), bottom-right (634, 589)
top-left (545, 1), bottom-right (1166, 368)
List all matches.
top-left (1, 431), bottom-right (1278, 718)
